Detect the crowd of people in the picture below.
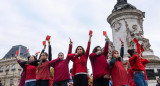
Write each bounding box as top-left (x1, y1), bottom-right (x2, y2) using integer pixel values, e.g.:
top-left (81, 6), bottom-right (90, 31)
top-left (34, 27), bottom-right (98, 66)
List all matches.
top-left (8, 31), bottom-right (151, 86)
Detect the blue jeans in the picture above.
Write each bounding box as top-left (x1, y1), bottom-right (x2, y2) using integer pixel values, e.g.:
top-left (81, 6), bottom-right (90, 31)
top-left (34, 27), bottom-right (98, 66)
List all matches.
top-left (134, 73), bottom-right (147, 86)
top-left (25, 81), bottom-right (36, 86)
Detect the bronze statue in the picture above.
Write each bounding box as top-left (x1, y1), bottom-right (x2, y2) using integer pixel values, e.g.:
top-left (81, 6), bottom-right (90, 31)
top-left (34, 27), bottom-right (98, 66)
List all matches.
top-left (117, 0), bottom-right (127, 3)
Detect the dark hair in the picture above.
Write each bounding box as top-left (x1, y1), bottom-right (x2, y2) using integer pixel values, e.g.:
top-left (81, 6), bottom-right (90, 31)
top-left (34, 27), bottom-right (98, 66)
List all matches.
top-left (127, 49), bottom-right (135, 56)
top-left (27, 55), bottom-right (37, 64)
top-left (92, 46), bottom-right (102, 53)
top-left (75, 46), bottom-right (85, 55)
top-left (41, 52), bottom-right (48, 57)
top-left (58, 52), bottom-right (64, 56)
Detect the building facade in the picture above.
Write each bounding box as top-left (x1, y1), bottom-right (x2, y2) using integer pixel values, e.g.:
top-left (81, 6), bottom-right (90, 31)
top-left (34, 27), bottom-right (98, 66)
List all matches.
top-left (0, 45), bottom-right (28, 86)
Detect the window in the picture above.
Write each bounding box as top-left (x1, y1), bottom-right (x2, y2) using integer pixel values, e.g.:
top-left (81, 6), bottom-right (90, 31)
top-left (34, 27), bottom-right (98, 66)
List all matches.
top-left (6, 65), bottom-right (9, 71)
top-left (12, 64), bottom-right (16, 71)
top-left (18, 65), bottom-right (22, 71)
top-left (10, 79), bottom-right (13, 85)
top-left (12, 54), bottom-right (14, 57)
top-left (20, 53), bottom-right (23, 56)
top-left (18, 79), bottom-right (20, 84)
top-left (0, 66), bottom-right (3, 72)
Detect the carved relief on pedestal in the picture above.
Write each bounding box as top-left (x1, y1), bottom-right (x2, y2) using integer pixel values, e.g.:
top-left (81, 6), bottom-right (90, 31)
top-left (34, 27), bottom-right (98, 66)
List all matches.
top-left (137, 12), bottom-right (145, 31)
top-left (141, 38), bottom-right (153, 52)
top-left (124, 19), bottom-right (152, 51)
top-left (112, 20), bottom-right (122, 32)
top-left (125, 19), bottom-right (134, 48)
top-left (108, 40), bottom-right (115, 58)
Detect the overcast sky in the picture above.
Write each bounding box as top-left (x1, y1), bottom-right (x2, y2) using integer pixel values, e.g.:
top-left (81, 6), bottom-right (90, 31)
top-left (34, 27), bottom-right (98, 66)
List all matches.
top-left (0, 0), bottom-right (160, 73)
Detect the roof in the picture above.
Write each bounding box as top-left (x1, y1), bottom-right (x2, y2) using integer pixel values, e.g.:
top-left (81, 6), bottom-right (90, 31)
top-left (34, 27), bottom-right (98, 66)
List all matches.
top-left (3, 45), bottom-right (28, 59)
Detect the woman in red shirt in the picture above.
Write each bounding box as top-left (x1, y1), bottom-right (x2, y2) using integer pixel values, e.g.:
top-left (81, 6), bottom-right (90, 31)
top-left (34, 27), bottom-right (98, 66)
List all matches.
top-left (36, 40), bottom-right (52, 86)
top-left (109, 42), bottom-right (129, 86)
top-left (128, 49), bottom-right (147, 86)
top-left (67, 34), bottom-right (92, 86)
top-left (15, 54), bottom-right (37, 86)
top-left (89, 35), bottom-right (110, 86)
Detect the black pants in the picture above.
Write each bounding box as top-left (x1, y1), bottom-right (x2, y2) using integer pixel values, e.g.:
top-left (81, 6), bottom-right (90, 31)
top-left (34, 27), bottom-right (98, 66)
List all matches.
top-left (36, 80), bottom-right (49, 86)
top-left (53, 80), bottom-right (68, 86)
top-left (93, 77), bottom-right (109, 86)
top-left (73, 74), bottom-right (88, 86)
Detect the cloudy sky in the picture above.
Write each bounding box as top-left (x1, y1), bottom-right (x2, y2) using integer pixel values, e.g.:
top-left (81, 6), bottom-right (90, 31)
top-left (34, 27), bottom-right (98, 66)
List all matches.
top-left (0, 0), bottom-right (160, 73)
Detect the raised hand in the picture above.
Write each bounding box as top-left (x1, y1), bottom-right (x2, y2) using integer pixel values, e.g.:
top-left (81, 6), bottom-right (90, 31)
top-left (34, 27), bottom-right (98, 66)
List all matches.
top-left (15, 55), bottom-right (19, 60)
top-left (69, 38), bottom-right (73, 45)
top-left (121, 41), bottom-right (124, 46)
top-left (97, 51), bottom-right (102, 55)
top-left (47, 40), bottom-right (50, 45)
top-left (75, 53), bottom-right (79, 57)
top-left (89, 34), bottom-right (92, 42)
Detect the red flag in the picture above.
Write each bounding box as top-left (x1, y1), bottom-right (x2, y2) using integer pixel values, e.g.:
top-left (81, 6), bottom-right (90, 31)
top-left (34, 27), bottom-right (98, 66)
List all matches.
top-left (43, 41), bottom-right (46, 45)
top-left (119, 38), bottom-right (122, 42)
top-left (136, 43), bottom-right (141, 55)
top-left (103, 31), bottom-right (107, 36)
top-left (36, 51), bottom-right (40, 54)
top-left (89, 30), bottom-right (93, 35)
top-left (133, 38), bottom-right (138, 44)
top-left (16, 50), bottom-right (19, 56)
top-left (141, 48), bottom-right (145, 52)
top-left (46, 35), bottom-right (51, 41)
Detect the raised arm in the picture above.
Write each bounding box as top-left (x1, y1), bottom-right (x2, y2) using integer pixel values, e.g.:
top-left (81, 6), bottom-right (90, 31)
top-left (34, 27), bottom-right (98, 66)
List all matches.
top-left (66, 41), bottom-right (73, 62)
top-left (15, 55), bottom-right (27, 68)
top-left (141, 58), bottom-right (149, 65)
top-left (39, 44), bottom-right (46, 59)
top-left (102, 37), bottom-right (109, 58)
top-left (120, 42), bottom-right (124, 59)
top-left (68, 40), bottom-right (73, 54)
top-left (85, 35), bottom-right (92, 58)
top-left (48, 40), bottom-right (52, 61)
top-left (109, 57), bottom-right (116, 66)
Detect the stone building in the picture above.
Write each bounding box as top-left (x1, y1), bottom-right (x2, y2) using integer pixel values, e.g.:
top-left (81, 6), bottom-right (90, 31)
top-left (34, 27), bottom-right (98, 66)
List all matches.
top-left (107, 0), bottom-right (160, 85)
top-left (0, 45), bottom-right (27, 86)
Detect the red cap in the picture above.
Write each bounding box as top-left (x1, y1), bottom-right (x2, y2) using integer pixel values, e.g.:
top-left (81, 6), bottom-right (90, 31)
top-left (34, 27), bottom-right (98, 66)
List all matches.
top-left (89, 30), bottom-right (93, 35)
top-left (43, 41), bottom-right (46, 45)
top-left (46, 35), bottom-right (51, 41)
top-left (16, 50), bottom-right (19, 56)
top-left (103, 31), bottom-right (107, 36)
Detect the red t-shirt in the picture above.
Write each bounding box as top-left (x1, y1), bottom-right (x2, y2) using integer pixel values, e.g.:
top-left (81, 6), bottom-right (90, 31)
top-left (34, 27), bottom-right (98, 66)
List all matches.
top-left (36, 61), bottom-right (50, 80)
top-left (25, 64), bottom-right (36, 80)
